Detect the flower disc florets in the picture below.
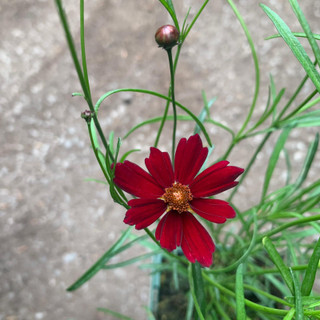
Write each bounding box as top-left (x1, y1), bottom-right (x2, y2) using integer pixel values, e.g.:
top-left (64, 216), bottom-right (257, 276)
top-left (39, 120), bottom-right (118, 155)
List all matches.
top-left (155, 25), bottom-right (179, 49)
top-left (162, 182), bottom-right (193, 213)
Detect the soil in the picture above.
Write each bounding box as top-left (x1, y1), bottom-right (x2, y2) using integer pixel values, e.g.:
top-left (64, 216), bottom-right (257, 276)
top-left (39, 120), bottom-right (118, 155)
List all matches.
top-left (1, 1), bottom-right (319, 319)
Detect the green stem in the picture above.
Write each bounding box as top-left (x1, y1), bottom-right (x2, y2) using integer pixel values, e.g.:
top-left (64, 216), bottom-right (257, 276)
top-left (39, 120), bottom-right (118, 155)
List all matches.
top-left (258, 214), bottom-right (320, 242)
top-left (182, 0), bottom-right (210, 41)
top-left (280, 89), bottom-right (318, 122)
top-left (227, 0), bottom-right (260, 138)
top-left (80, 0), bottom-right (91, 101)
top-left (203, 274), bottom-right (288, 316)
top-left (87, 121), bottom-right (125, 207)
top-left (55, 0), bottom-right (113, 162)
top-left (243, 284), bottom-right (292, 307)
top-left (95, 88), bottom-right (212, 147)
top-left (228, 132), bottom-right (272, 202)
top-left (277, 69), bottom-right (311, 119)
top-left (166, 48), bottom-right (178, 163)
top-left (154, 45), bottom-right (182, 148)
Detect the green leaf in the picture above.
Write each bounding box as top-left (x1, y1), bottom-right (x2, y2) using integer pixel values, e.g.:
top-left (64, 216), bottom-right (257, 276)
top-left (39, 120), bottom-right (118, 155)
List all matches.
top-left (188, 264), bottom-right (205, 320)
top-left (80, 0), bottom-right (91, 101)
top-left (236, 264), bottom-right (246, 320)
top-left (294, 133), bottom-right (319, 190)
top-left (263, 236), bottom-right (294, 294)
top-left (267, 32), bottom-right (320, 41)
top-left (97, 308), bottom-right (133, 320)
top-left (194, 93), bottom-right (216, 135)
top-left (290, 268), bottom-right (303, 320)
top-left (251, 88), bottom-right (285, 132)
top-left (301, 237), bottom-right (320, 296)
top-left (157, 0), bottom-right (179, 31)
top-left (191, 263), bottom-right (206, 319)
top-left (119, 149), bottom-right (140, 162)
top-left (95, 88), bottom-right (213, 147)
top-left (67, 227), bottom-right (132, 291)
top-left (209, 209), bottom-right (257, 274)
top-left (289, 0), bottom-right (320, 66)
top-left (102, 251), bottom-right (162, 269)
top-left (261, 127), bottom-right (292, 200)
top-left (281, 110), bottom-right (320, 129)
top-left (283, 308), bottom-right (295, 320)
top-left (182, 0), bottom-right (210, 42)
top-left (260, 4), bottom-right (320, 93)
top-left (55, 0), bottom-right (90, 103)
top-left (286, 296), bottom-right (320, 306)
top-left (228, 0), bottom-right (260, 138)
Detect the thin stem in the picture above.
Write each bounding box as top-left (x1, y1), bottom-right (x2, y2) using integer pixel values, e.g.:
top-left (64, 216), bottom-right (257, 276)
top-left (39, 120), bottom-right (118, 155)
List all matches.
top-left (280, 89), bottom-right (318, 122)
top-left (228, 132), bottom-right (272, 202)
top-left (182, 0), bottom-right (210, 41)
top-left (95, 87), bottom-right (211, 147)
top-left (227, 0), bottom-right (260, 138)
top-left (166, 48), bottom-right (178, 163)
top-left (243, 284), bottom-right (292, 307)
top-left (257, 214), bottom-right (320, 242)
top-left (278, 71), bottom-right (310, 119)
top-left (246, 263), bottom-right (318, 276)
top-left (80, 0), bottom-right (91, 101)
top-left (55, 0), bottom-right (113, 162)
top-left (154, 45), bottom-right (182, 148)
top-left (202, 274), bottom-right (288, 316)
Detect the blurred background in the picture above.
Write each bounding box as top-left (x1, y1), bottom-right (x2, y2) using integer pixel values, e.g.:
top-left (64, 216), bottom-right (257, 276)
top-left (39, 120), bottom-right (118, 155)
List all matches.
top-left (1, 0), bottom-right (319, 319)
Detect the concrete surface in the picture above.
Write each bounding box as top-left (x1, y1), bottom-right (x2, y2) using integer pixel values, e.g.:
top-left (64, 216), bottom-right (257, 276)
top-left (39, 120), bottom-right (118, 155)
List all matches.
top-left (1, 0), bottom-right (319, 319)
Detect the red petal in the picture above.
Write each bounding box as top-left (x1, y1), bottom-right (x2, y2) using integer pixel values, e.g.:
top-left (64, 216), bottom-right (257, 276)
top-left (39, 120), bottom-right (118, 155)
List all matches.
top-left (145, 147), bottom-right (174, 188)
top-left (155, 211), bottom-right (183, 251)
top-left (190, 161), bottom-right (244, 197)
top-left (190, 198), bottom-right (236, 223)
top-left (181, 212), bottom-right (215, 267)
top-left (113, 161), bottom-right (164, 198)
top-left (124, 199), bottom-right (166, 230)
top-left (155, 211), bottom-right (215, 267)
top-left (174, 134), bottom-right (208, 186)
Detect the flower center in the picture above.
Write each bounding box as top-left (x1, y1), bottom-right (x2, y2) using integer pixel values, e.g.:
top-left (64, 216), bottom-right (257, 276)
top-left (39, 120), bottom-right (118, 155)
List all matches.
top-left (162, 182), bottom-right (193, 213)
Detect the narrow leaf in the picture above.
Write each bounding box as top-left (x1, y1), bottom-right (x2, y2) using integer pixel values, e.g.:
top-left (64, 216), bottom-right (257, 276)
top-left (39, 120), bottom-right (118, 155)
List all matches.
top-left (67, 227), bottom-right (132, 291)
top-left (262, 127), bottom-right (292, 200)
top-left (289, 0), bottom-right (320, 66)
top-left (261, 4), bottom-right (320, 93)
top-left (263, 236), bottom-right (294, 294)
top-left (192, 263), bottom-right (206, 319)
top-left (283, 308), bottom-right (296, 320)
top-left (267, 32), bottom-right (320, 41)
top-left (290, 268), bottom-right (303, 320)
top-left (301, 237), bottom-right (320, 296)
top-left (97, 308), bottom-right (133, 320)
top-left (294, 133), bottom-right (319, 190)
top-left (157, 0), bottom-right (179, 31)
top-left (236, 263), bottom-right (246, 320)
top-left (188, 264), bottom-right (205, 320)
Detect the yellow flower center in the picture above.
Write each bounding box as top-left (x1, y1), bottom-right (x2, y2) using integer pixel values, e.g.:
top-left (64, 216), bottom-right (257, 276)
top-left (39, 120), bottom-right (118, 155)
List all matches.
top-left (162, 182), bottom-right (193, 213)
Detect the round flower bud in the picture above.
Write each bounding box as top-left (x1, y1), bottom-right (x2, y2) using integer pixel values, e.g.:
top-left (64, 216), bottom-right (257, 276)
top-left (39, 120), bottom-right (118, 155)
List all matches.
top-left (155, 25), bottom-right (179, 49)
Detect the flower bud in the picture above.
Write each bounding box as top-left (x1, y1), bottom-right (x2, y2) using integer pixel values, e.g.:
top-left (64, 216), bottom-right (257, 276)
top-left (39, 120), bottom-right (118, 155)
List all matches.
top-left (155, 25), bottom-right (179, 49)
top-left (81, 109), bottom-right (93, 122)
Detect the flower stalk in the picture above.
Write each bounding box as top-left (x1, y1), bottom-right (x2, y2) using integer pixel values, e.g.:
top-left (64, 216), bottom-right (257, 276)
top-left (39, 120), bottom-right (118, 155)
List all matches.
top-left (166, 47), bottom-right (178, 163)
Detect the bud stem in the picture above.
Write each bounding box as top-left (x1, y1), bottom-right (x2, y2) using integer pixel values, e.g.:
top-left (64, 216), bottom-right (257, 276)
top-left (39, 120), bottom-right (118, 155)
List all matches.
top-left (166, 48), bottom-right (177, 164)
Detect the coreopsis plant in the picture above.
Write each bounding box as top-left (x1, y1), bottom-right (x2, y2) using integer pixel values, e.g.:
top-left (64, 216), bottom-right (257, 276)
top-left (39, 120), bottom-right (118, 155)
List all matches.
top-left (56, 0), bottom-right (320, 319)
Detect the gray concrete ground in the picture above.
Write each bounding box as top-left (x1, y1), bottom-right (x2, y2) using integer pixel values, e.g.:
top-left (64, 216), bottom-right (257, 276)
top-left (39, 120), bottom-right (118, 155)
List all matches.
top-left (1, 0), bottom-right (319, 319)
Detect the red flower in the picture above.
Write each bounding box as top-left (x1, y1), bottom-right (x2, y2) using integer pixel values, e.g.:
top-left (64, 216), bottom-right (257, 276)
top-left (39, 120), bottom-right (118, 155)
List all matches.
top-left (113, 134), bottom-right (244, 267)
